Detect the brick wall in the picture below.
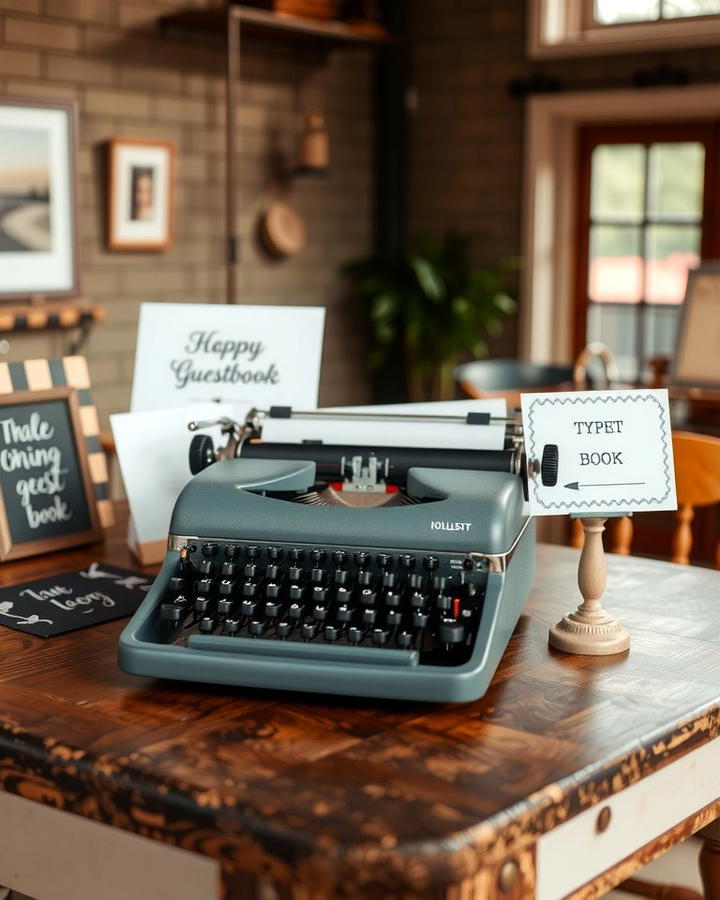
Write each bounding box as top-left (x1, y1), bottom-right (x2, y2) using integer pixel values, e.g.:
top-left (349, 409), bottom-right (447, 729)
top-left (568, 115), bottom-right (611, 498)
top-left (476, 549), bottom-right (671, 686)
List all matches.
top-left (0, 0), bottom-right (374, 420)
top-left (408, 0), bottom-right (715, 358)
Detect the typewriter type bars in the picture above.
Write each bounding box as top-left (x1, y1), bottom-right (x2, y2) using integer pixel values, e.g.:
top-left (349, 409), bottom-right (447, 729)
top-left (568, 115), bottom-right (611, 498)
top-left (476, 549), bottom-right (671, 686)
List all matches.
top-left (118, 407), bottom-right (535, 703)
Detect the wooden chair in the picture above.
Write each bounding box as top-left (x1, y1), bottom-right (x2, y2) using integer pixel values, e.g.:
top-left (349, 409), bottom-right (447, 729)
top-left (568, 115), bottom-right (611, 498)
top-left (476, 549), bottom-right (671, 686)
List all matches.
top-left (607, 432), bottom-right (720, 566)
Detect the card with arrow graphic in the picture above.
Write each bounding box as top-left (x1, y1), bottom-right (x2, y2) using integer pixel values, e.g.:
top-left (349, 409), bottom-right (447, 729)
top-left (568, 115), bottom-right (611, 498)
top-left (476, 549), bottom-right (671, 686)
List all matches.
top-left (521, 389), bottom-right (677, 517)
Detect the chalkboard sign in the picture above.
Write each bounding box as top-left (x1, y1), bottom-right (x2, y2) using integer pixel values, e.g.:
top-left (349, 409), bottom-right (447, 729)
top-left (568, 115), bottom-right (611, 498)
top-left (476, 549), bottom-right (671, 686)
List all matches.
top-left (0, 386), bottom-right (102, 561)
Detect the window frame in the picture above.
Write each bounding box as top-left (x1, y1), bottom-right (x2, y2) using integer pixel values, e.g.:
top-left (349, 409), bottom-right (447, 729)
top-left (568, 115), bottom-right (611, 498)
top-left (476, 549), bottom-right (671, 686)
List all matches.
top-left (573, 121), bottom-right (720, 369)
top-left (529, 0), bottom-right (720, 57)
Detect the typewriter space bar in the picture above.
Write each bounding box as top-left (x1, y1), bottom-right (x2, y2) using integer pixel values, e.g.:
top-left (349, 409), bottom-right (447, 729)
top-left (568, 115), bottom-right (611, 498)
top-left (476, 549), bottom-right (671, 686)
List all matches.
top-left (187, 635), bottom-right (419, 667)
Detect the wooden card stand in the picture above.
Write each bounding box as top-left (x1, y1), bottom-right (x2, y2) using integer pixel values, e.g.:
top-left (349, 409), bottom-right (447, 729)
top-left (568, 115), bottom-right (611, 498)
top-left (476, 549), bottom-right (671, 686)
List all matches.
top-left (549, 515), bottom-right (631, 656)
top-left (127, 517), bottom-right (167, 567)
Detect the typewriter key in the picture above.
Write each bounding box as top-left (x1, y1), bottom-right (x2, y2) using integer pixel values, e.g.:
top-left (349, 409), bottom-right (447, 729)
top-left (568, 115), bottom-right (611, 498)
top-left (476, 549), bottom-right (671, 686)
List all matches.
top-left (439, 617), bottom-right (466, 644)
top-left (194, 596), bottom-right (210, 614)
top-left (245, 545), bottom-right (260, 560)
top-left (358, 570), bottom-right (373, 587)
top-left (169, 576), bottom-right (184, 591)
top-left (224, 545), bottom-right (238, 560)
top-left (160, 603), bottom-right (183, 623)
top-left (242, 581), bottom-right (258, 597)
top-left (241, 599), bottom-right (257, 617)
top-left (332, 550), bottom-right (347, 566)
top-left (347, 626), bottom-right (364, 645)
top-left (265, 600), bottom-right (281, 618)
top-left (265, 564), bottom-right (279, 580)
top-left (312, 603), bottom-right (329, 622)
top-left (387, 609), bottom-right (402, 626)
top-left (289, 585), bottom-right (304, 602)
top-left (372, 628), bottom-right (389, 646)
top-left (399, 554), bottom-right (415, 570)
top-left (436, 594), bottom-right (452, 612)
top-left (288, 602), bottom-right (305, 620)
top-left (265, 582), bottom-right (280, 599)
top-left (360, 589), bottom-right (376, 605)
top-left (276, 620), bottom-right (292, 638)
top-left (196, 577), bottom-right (213, 595)
top-left (334, 569), bottom-right (349, 586)
top-left (324, 625), bottom-right (340, 642)
top-left (377, 553), bottom-right (392, 567)
top-left (412, 610), bottom-right (429, 628)
top-left (199, 616), bottom-right (216, 633)
top-left (336, 603), bottom-right (352, 622)
top-left (397, 630), bottom-right (413, 649)
top-left (382, 572), bottom-right (396, 589)
top-left (423, 555), bottom-right (439, 571)
top-left (244, 563), bottom-right (257, 579)
top-left (385, 590), bottom-right (401, 607)
top-left (224, 618), bottom-right (241, 634)
top-left (354, 551), bottom-right (370, 567)
top-left (268, 546), bottom-right (283, 561)
top-left (249, 619), bottom-right (266, 637)
top-left (221, 561), bottom-right (235, 578)
top-left (410, 591), bottom-right (426, 609)
top-left (289, 566), bottom-right (303, 582)
top-left (409, 573), bottom-right (423, 590)
top-left (218, 579), bottom-right (233, 596)
top-left (362, 607), bottom-right (377, 625)
top-left (301, 622), bottom-right (317, 641)
top-left (310, 548), bottom-right (326, 564)
top-left (217, 598), bottom-right (234, 616)
top-left (289, 548), bottom-right (304, 562)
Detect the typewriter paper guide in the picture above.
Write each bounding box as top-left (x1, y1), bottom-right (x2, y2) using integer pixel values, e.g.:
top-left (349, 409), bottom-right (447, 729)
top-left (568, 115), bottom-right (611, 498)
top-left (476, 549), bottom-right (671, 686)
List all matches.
top-left (522, 389), bottom-right (677, 516)
top-left (261, 399), bottom-right (508, 451)
top-left (130, 302), bottom-right (325, 412)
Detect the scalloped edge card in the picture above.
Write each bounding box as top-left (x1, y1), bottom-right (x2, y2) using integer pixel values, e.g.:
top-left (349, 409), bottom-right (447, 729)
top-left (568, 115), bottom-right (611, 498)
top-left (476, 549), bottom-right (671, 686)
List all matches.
top-left (521, 389), bottom-right (677, 516)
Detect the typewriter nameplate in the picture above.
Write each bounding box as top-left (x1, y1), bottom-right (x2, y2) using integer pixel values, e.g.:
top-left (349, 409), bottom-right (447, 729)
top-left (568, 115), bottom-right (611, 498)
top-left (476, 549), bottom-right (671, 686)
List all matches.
top-left (521, 389), bottom-right (677, 516)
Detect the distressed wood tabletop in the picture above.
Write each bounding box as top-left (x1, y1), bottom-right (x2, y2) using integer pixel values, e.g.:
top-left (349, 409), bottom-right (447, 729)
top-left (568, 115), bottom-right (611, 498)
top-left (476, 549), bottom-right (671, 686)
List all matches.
top-left (1, 504), bottom-right (719, 898)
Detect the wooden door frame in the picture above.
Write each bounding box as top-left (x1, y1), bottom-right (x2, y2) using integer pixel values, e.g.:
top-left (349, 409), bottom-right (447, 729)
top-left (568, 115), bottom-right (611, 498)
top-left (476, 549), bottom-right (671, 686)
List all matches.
top-left (521, 85), bottom-right (720, 366)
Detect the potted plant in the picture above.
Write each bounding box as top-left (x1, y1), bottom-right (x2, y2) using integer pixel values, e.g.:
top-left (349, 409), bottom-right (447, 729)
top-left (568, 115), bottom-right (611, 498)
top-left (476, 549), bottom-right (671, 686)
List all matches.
top-left (342, 231), bottom-right (517, 401)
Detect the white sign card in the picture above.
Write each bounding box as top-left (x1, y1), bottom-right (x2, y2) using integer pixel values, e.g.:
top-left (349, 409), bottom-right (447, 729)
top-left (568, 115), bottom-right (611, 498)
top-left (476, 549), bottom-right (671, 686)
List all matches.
top-left (111, 403), bottom-right (235, 553)
top-left (521, 389), bottom-right (677, 516)
top-left (262, 399), bottom-right (508, 451)
top-left (130, 303), bottom-right (325, 412)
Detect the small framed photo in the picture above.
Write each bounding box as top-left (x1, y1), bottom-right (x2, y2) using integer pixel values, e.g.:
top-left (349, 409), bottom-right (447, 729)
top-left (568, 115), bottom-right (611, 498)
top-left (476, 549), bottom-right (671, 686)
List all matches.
top-left (0, 96), bottom-right (79, 299)
top-left (107, 138), bottom-right (175, 251)
top-left (671, 263), bottom-right (720, 389)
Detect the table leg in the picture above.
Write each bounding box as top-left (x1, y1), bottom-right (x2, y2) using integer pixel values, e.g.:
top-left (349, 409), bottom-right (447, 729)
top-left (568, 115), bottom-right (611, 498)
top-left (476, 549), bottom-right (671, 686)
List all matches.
top-left (699, 833), bottom-right (720, 899)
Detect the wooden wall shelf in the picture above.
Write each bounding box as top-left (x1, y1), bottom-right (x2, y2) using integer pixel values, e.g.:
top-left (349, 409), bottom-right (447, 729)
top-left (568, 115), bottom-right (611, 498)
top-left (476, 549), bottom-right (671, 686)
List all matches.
top-left (0, 303), bottom-right (105, 333)
top-left (160, 5), bottom-right (393, 48)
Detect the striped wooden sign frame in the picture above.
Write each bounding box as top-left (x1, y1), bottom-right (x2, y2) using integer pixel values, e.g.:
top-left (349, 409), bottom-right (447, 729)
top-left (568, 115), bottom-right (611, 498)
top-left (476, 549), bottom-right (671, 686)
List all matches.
top-left (0, 356), bottom-right (114, 533)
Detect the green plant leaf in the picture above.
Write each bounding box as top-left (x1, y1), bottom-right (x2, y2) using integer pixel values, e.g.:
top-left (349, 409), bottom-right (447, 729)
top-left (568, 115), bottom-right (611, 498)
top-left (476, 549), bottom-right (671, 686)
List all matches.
top-left (410, 255), bottom-right (445, 302)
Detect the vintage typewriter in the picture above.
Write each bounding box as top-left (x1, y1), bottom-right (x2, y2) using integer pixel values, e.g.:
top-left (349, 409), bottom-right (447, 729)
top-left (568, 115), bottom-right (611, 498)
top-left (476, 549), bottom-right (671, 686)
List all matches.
top-left (119, 405), bottom-right (538, 703)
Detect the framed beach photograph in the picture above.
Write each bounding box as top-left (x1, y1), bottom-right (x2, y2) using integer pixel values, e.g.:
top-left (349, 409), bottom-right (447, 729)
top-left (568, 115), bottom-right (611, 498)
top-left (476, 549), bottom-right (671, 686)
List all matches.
top-left (0, 97), bottom-right (78, 299)
top-left (671, 262), bottom-right (720, 389)
top-left (107, 138), bottom-right (175, 251)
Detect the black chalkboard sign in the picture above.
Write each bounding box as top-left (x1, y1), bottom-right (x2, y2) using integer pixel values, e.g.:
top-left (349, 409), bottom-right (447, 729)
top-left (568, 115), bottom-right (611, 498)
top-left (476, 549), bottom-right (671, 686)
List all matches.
top-left (0, 387), bottom-right (101, 561)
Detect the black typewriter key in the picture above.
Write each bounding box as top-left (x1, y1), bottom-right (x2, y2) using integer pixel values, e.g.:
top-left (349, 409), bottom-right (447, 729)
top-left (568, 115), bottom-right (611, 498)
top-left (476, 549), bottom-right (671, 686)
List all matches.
top-left (310, 568), bottom-right (325, 584)
top-left (432, 575), bottom-right (448, 592)
top-left (423, 555), bottom-right (439, 571)
top-left (385, 590), bottom-right (401, 607)
top-left (241, 598), bottom-right (257, 617)
top-left (399, 553), bottom-right (415, 570)
top-left (289, 548), bottom-right (304, 562)
top-left (333, 569), bottom-right (349, 586)
top-left (224, 544), bottom-right (238, 560)
top-left (358, 570), bottom-right (373, 587)
top-left (199, 616), bottom-right (216, 633)
top-left (245, 545), bottom-right (260, 560)
top-left (288, 602), bottom-right (305, 620)
top-left (412, 610), bottom-right (429, 628)
top-left (354, 551), bottom-right (370, 567)
top-left (436, 594), bottom-right (452, 612)
top-left (360, 588), bottom-right (376, 605)
top-left (169, 575), bottom-right (184, 591)
top-left (265, 564), bottom-right (280, 580)
top-left (224, 617), bottom-right (241, 635)
top-left (218, 579), bottom-right (233, 596)
top-left (439, 617), bottom-right (466, 644)
top-left (362, 607), bottom-right (377, 626)
top-left (324, 624), bottom-right (341, 643)
top-left (312, 585), bottom-right (327, 602)
top-left (276, 620), bottom-right (292, 638)
top-left (312, 604), bottom-right (329, 623)
top-left (336, 586), bottom-right (352, 604)
top-left (301, 622), bottom-right (317, 641)
top-left (196, 576), bottom-right (213, 594)
top-left (220, 561), bottom-right (236, 578)
top-left (348, 626), bottom-right (364, 644)
top-left (382, 572), bottom-right (396, 589)
top-left (244, 563), bottom-right (257, 579)
top-left (197, 559), bottom-right (214, 574)
top-left (409, 573), bottom-right (424, 590)
top-left (289, 566), bottom-right (303, 582)
top-left (410, 591), bottom-right (426, 609)
top-left (194, 596), bottom-right (211, 614)
top-left (336, 602), bottom-right (352, 622)
top-left (397, 630), bottom-right (414, 649)
top-left (372, 627), bottom-right (389, 647)
top-left (265, 583), bottom-right (281, 600)
top-left (265, 600), bottom-right (282, 618)
top-left (217, 597), bottom-right (234, 616)
top-left (173, 594), bottom-right (190, 609)
top-left (249, 619), bottom-right (267, 637)
top-left (267, 546), bottom-right (283, 561)
top-left (463, 557), bottom-right (475, 571)
top-left (332, 550), bottom-right (348, 566)
top-left (242, 581), bottom-right (257, 597)
top-left (377, 553), bottom-right (393, 568)
top-left (289, 584), bottom-right (304, 602)
top-left (160, 603), bottom-right (183, 623)
top-left (310, 548), bottom-right (326, 565)
top-left (201, 542), bottom-right (218, 558)
top-left (386, 608), bottom-right (402, 626)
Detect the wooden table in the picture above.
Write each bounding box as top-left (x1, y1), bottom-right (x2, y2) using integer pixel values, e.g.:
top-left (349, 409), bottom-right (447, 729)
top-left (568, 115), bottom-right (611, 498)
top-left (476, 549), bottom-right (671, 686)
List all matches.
top-left (1, 505), bottom-right (720, 899)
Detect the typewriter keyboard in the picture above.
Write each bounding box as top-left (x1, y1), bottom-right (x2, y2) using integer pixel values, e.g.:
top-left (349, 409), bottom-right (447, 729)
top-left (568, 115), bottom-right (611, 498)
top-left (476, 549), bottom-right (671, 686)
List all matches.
top-left (158, 540), bottom-right (488, 666)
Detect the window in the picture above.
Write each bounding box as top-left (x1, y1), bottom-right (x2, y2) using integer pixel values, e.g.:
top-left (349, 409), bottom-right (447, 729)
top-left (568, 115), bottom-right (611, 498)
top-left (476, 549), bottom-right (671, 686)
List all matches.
top-left (529, 0), bottom-right (720, 55)
top-left (574, 123), bottom-right (720, 379)
top-left (594, 0), bottom-right (720, 23)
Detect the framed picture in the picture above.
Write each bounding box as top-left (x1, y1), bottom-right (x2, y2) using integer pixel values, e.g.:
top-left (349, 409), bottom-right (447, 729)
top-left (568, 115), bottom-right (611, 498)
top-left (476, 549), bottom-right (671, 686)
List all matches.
top-left (107, 138), bottom-right (175, 251)
top-left (0, 356), bottom-right (113, 561)
top-left (671, 263), bottom-right (720, 389)
top-left (0, 97), bottom-right (79, 299)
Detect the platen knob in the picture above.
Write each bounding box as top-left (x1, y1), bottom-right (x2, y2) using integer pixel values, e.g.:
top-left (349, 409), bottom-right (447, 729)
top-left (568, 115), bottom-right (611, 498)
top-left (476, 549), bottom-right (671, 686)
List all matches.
top-left (540, 443), bottom-right (559, 487)
top-left (189, 434), bottom-right (215, 475)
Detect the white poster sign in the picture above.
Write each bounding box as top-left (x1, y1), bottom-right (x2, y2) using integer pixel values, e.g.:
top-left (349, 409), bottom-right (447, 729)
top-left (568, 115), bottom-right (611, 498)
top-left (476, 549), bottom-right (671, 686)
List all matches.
top-left (521, 389), bottom-right (677, 516)
top-left (130, 303), bottom-right (325, 412)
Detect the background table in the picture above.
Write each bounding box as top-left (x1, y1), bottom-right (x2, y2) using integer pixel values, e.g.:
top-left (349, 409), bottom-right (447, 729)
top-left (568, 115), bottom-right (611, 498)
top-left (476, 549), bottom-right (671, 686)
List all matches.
top-left (1, 505), bottom-right (719, 899)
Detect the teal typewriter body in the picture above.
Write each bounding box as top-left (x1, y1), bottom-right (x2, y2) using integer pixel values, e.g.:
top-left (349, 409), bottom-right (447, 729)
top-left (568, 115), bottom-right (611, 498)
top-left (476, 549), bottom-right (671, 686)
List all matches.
top-left (119, 408), bottom-right (535, 703)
